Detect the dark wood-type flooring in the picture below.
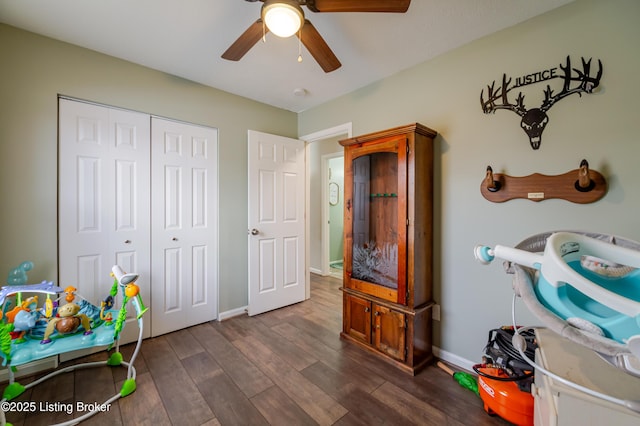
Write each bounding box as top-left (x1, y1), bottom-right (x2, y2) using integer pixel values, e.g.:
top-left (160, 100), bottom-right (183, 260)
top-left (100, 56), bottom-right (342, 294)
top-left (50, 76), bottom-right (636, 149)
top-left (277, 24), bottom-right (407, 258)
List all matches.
top-left (4, 274), bottom-right (509, 425)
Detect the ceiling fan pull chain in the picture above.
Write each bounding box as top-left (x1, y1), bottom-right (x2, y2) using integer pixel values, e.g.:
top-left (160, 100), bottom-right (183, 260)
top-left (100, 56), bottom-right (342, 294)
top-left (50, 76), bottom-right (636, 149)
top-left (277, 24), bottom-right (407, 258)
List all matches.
top-left (262, 20), bottom-right (266, 43)
top-left (297, 28), bottom-right (303, 63)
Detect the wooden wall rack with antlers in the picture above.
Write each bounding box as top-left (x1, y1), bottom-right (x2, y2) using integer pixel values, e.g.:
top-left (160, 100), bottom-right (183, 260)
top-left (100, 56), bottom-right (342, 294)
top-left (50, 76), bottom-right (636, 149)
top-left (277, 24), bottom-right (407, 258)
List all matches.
top-left (480, 159), bottom-right (607, 203)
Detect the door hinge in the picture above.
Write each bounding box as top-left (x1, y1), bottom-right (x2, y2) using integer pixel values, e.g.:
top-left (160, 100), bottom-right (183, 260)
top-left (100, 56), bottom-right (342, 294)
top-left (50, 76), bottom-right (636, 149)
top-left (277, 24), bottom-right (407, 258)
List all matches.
top-left (406, 219), bottom-right (409, 226)
top-left (405, 290), bottom-right (409, 302)
top-left (406, 143), bottom-right (410, 154)
top-left (404, 347), bottom-right (408, 358)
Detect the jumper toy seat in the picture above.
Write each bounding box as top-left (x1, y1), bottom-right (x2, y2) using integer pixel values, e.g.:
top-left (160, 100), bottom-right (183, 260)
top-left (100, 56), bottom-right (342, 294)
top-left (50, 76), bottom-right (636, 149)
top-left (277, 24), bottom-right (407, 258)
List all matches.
top-left (0, 265), bottom-right (147, 426)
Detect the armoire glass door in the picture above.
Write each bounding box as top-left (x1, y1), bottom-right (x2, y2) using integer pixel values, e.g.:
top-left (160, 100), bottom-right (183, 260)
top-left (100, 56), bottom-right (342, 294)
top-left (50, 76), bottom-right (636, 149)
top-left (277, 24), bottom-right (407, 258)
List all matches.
top-left (351, 152), bottom-right (399, 288)
top-left (344, 135), bottom-right (408, 305)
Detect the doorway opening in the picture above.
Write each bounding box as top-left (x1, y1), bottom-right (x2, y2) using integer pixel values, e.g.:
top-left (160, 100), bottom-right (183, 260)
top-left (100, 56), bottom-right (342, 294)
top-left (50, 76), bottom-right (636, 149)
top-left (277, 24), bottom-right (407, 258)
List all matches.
top-left (324, 154), bottom-right (344, 279)
top-left (301, 123), bottom-right (352, 282)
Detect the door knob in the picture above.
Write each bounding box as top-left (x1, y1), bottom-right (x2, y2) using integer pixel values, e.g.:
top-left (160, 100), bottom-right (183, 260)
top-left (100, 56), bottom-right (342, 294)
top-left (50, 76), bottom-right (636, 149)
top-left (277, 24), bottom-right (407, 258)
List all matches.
top-left (250, 228), bottom-right (259, 235)
top-left (172, 237), bottom-right (178, 241)
top-left (124, 239), bottom-right (131, 244)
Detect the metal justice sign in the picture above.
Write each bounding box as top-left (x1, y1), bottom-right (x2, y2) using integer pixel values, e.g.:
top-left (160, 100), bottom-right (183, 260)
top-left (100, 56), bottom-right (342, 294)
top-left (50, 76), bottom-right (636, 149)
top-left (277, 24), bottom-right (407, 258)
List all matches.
top-left (480, 56), bottom-right (603, 150)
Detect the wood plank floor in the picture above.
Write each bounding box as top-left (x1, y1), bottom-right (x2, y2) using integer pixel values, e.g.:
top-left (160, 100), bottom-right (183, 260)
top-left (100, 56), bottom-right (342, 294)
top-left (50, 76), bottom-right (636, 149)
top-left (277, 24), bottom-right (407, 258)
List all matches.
top-left (4, 274), bottom-right (509, 425)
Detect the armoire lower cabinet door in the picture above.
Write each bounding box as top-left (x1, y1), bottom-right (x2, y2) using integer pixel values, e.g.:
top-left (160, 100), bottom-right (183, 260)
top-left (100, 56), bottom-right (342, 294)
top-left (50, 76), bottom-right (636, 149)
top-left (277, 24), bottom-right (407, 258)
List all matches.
top-left (373, 304), bottom-right (406, 361)
top-left (344, 294), bottom-right (371, 344)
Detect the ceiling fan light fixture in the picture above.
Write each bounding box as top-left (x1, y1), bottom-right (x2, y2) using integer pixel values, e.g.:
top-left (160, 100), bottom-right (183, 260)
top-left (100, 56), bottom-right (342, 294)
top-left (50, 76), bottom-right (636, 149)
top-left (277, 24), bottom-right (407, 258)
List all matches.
top-left (262, 0), bottom-right (304, 38)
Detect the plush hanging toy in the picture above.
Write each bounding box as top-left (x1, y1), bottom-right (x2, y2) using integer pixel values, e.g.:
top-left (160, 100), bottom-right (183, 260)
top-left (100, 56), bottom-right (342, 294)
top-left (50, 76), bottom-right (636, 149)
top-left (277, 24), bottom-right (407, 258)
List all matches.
top-left (40, 302), bottom-right (92, 344)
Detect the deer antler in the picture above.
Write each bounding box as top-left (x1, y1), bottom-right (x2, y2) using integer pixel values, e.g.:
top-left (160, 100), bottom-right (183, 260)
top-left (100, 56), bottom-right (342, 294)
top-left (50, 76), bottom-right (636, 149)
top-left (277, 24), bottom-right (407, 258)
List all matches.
top-left (481, 74), bottom-right (527, 117)
top-left (541, 56), bottom-right (603, 112)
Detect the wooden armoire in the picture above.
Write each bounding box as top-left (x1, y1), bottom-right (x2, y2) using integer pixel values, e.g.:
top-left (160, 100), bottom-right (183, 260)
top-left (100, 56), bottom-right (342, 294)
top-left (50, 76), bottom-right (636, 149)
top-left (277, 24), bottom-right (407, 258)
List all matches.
top-left (339, 123), bottom-right (437, 375)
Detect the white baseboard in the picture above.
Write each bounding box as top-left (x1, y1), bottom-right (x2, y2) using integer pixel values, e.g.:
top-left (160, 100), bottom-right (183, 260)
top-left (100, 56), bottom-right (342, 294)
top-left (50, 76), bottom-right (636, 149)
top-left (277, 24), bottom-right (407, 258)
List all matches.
top-left (217, 305), bottom-right (248, 321)
top-left (432, 346), bottom-right (476, 372)
top-left (309, 267), bottom-right (324, 275)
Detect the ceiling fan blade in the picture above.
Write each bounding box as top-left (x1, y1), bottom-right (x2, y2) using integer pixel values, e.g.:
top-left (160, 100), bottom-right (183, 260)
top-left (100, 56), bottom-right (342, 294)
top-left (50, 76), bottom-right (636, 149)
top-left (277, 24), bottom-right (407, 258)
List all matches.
top-left (221, 19), bottom-right (266, 61)
top-left (298, 20), bottom-right (341, 73)
top-left (306, 0), bottom-right (411, 13)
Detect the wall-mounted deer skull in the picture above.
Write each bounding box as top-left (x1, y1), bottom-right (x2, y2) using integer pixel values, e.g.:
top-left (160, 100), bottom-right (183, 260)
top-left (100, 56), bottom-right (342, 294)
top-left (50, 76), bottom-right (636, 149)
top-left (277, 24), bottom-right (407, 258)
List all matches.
top-left (480, 56), bottom-right (602, 150)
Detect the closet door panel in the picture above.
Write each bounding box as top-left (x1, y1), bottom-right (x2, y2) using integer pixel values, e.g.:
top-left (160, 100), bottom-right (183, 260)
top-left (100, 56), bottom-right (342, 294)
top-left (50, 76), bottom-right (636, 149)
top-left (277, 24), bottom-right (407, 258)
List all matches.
top-left (108, 107), bottom-right (151, 343)
top-left (59, 101), bottom-right (110, 299)
top-left (59, 99), bottom-right (151, 355)
top-left (151, 118), bottom-right (218, 336)
top-left (192, 245), bottom-right (207, 306)
top-left (163, 247), bottom-right (182, 312)
top-left (192, 168), bottom-right (207, 227)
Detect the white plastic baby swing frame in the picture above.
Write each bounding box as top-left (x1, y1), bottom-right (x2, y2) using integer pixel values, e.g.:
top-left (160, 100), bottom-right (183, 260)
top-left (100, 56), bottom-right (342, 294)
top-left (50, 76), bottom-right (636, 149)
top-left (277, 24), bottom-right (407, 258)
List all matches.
top-left (0, 266), bottom-right (146, 426)
top-left (474, 231), bottom-right (640, 359)
top-left (475, 231), bottom-right (640, 415)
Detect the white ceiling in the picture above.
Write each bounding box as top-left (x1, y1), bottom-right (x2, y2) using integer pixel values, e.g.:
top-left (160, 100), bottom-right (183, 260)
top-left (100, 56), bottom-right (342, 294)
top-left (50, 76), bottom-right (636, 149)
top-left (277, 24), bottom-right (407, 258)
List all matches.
top-left (0, 0), bottom-right (574, 113)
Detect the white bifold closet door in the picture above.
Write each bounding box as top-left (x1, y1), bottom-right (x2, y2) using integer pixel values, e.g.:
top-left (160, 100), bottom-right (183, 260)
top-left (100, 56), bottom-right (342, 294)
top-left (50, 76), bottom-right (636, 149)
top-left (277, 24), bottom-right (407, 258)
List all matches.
top-left (59, 99), bottom-right (151, 345)
top-left (59, 99), bottom-right (218, 343)
top-left (150, 118), bottom-right (218, 336)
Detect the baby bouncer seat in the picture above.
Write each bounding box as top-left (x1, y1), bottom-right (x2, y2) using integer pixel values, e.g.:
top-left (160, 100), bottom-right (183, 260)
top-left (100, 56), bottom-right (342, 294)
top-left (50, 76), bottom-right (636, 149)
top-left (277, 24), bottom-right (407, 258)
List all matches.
top-left (475, 230), bottom-right (640, 376)
top-left (0, 265), bottom-right (147, 426)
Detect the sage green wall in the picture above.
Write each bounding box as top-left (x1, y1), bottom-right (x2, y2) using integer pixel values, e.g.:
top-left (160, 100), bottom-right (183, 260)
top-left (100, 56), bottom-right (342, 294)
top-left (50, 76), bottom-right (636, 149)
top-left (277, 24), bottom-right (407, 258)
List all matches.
top-left (299, 0), bottom-right (640, 363)
top-left (308, 136), bottom-right (343, 272)
top-left (328, 157), bottom-right (344, 264)
top-left (0, 24), bottom-right (297, 314)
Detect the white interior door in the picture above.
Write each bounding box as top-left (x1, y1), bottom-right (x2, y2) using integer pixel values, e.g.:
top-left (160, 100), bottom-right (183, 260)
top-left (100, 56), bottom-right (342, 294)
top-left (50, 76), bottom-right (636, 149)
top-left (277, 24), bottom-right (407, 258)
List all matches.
top-left (248, 130), bottom-right (306, 316)
top-left (151, 118), bottom-right (218, 335)
top-left (59, 98), bottom-right (151, 348)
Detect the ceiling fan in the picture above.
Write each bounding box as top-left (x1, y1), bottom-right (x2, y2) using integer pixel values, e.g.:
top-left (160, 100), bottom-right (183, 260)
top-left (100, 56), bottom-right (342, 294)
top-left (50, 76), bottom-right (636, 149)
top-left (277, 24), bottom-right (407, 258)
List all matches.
top-left (221, 0), bottom-right (411, 73)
